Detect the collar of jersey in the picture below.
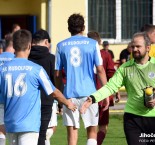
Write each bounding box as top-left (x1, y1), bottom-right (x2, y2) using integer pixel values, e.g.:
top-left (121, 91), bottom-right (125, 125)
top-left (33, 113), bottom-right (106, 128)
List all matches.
top-left (134, 60), bottom-right (150, 69)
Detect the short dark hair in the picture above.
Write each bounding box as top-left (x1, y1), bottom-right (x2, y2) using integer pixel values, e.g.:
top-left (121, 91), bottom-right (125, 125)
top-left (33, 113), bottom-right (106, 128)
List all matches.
top-left (32, 29), bottom-right (51, 44)
top-left (103, 41), bottom-right (109, 46)
top-left (13, 29), bottom-right (32, 51)
top-left (87, 31), bottom-right (101, 44)
top-left (68, 13), bottom-right (85, 35)
top-left (4, 33), bottom-right (13, 51)
top-left (140, 24), bottom-right (155, 33)
top-left (0, 39), bottom-right (6, 51)
top-left (12, 24), bottom-right (21, 32)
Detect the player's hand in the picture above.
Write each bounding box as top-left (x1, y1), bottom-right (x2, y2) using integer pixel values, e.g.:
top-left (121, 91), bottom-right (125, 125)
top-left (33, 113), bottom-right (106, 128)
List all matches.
top-left (66, 99), bottom-right (77, 112)
top-left (115, 92), bottom-right (121, 103)
top-left (146, 98), bottom-right (155, 108)
top-left (101, 98), bottom-right (109, 111)
top-left (0, 124), bottom-right (6, 135)
top-left (80, 97), bottom-right (92, 114)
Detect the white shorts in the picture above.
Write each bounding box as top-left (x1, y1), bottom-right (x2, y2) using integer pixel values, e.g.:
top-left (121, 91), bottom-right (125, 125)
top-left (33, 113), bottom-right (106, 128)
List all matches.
top-left (48, 103), bottom-right (58, 127)
top-left (7, 132), bottom-right (39, 145)
top-left (63, 97), bottom-right (98, 129)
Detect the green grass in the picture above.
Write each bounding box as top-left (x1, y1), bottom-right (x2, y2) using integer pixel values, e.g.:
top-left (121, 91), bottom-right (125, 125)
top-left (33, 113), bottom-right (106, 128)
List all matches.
top-left (51, 114), bottom-right (127, 145)
top-left (6, 114), bottom-right (127, 145)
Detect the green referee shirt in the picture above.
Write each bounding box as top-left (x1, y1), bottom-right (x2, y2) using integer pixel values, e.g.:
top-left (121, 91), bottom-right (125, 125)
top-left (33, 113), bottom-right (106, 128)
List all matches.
top-left (92, 57), bottom-right (155, 117)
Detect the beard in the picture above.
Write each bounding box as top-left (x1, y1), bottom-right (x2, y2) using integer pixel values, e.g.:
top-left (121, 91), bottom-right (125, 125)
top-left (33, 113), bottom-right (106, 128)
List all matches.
top-left (133, 51), bottom-right (147, 61)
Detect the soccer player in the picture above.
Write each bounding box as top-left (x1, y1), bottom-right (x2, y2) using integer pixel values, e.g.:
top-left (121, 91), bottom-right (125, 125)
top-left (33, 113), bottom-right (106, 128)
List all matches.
top-left (0, 34), bottom-right (15, 145)
top-left (55, 13), bottom-right (107, 145)
top-left (0, 29), bottom-right (76, 145)
top-left (81, 32), bottom-right (155, 145)
top-left (0, 34), bottom-right (15, 66)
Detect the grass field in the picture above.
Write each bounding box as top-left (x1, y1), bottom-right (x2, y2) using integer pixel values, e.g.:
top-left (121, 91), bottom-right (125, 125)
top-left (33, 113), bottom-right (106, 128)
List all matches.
top-left (50, 114), bottom-right (127, 145)
top-left (6, 114), bottom-right (127, 145)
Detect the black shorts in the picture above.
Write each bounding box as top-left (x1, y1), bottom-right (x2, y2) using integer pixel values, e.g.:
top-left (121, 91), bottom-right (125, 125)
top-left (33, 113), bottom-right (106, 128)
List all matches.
top-left (124, 113), bottom-right (155, 145)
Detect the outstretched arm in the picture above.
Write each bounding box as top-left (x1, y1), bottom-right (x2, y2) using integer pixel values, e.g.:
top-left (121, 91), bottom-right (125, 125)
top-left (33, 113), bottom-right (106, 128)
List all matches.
top-left (80, 96), bottom-right (93, 114)
top-left (51, 88), bottom-right (77, 111)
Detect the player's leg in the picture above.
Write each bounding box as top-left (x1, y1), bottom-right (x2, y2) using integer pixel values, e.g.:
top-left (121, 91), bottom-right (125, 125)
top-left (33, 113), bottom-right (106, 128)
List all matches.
top-left (46, 102), bottom-right (58, 145)
top-left (63, 98), bottom-right (80, 145)
top-left (86, 126), bottom-right (97, 145)
top-left (67, 126), bottom-right (78, 145)
top-left (97, 107), bottom-right (109, 145)
top-left (18, 132), bottom-right (39, 145)
top-left (0, 125), bottom-right (5, 145)
top-left (0, 104), bottom-right (5, 145)
top-left (81, 100), bottom-right (98, 145)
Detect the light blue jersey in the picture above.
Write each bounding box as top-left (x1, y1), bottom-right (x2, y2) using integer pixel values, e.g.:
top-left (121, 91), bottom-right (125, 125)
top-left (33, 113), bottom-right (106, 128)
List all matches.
top-left (0, 58), bottom-right (56, 133)
top-left (0, 52), bottom-right (15, 103)
top-left (0, 52), bottom-right (15, 66)
top-left (55, 35), bottom-right (102, 99)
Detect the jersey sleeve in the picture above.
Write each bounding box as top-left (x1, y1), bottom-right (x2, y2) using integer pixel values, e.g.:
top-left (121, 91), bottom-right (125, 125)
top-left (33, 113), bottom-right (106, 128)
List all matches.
top-left (94, 42), bottom-right (102, 66)
top-left (91, 66), bottom-right (125, 102)
top-left (55, 45), bottom-right (63, 70)
top-left (38, 67), bottom-right (56, 95)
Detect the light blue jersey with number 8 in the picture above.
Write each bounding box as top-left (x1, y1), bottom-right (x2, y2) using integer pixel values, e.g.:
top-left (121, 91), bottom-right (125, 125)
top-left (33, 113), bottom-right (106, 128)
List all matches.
top-left (55, 35), bottom-right (102, 99)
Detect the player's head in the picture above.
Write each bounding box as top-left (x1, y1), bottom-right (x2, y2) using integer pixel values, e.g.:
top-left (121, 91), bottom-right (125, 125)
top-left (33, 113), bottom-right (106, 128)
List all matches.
top-left (127, 42), bottom-right (132, 53)
top-left (87, 31), bottom-right (101, 44)
top-left (4, 33), bottom-right (14, 53)
top-left (32, 29), bottom-right (51, 49)
top-left (13, 29), bottom-right (32, 52)
top-left (12, 24), bottom-right (21, 33)
top-left (103, 41), bottom-right (109, 50)
top-left (131, 32), bottom-right (151, 61)
top-left (0, 39), bottom-right (6, 54)
top-left (140, 24), bottom-right (155, 43)
top-left (68, 13), bottom-right (85, 36)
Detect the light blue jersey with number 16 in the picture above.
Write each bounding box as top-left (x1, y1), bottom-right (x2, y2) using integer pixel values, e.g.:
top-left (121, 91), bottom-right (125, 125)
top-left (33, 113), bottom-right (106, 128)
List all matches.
top-left (0, 58), bottom-right (56, 133)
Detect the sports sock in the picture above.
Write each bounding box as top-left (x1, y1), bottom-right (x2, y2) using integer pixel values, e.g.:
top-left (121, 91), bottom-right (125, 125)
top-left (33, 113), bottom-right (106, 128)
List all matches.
top-left (0, 134), bottom-right (6, 145)
top-left (97, 131), bottom-right (105, 145)
top-left (45, 139), bottom-right (50, 145)
top-left (86, 138), bottom-right (97, 145)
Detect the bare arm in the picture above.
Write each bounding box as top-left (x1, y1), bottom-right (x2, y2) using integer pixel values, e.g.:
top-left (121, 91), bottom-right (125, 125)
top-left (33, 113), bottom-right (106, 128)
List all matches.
top-left (50, 88), bottom-right (76, 111)
top-left (54, 70), bottom-right (77, 111)
top-left (55, 70), bottom-right (63, 91)
top-left (96, 65), bottom-right (107, 86)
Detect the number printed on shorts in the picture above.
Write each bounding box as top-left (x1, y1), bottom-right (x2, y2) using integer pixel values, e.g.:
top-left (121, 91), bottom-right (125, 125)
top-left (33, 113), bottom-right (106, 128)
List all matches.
top-left (70, 47), bottom-right (82, 67)
top-left (5, 73), bottom-right (27, 97)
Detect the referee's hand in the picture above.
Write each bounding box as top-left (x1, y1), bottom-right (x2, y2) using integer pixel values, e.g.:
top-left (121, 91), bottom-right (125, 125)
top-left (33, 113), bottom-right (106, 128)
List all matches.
top-left (80, 97), bottom-right (92, 114)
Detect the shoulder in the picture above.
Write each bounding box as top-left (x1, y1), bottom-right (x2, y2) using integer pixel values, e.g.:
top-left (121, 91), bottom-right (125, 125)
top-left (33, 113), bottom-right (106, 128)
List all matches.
top-left (100, 49), bottom-right (111, 57)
